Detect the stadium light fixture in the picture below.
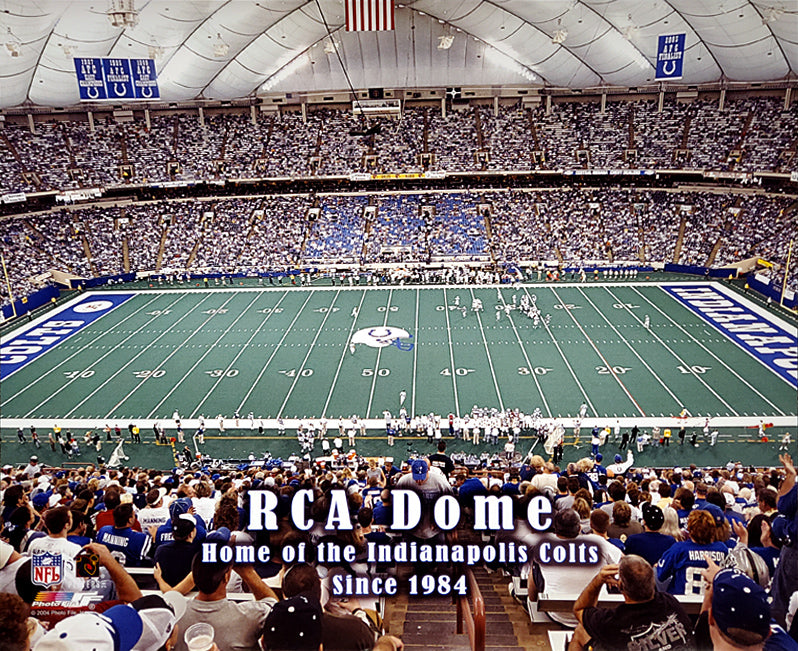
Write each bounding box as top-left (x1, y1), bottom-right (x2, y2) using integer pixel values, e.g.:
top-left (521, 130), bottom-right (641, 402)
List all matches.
top-left (323, 37), bottom-right (339, 55)
top-left (148, 44), bottom-right (164, 60)
top-left (213, 33), bottom-right (230, 58)
top-left (484, 45), bottom-right (537, 82)
top-left (107, 0), bottom-right (139, 29)
top-left (438, 35), bottom-right (454, 50)
top-left (762, 6), bottom-right (783, 24)
top-left (4, 27), bottom-right (21, 58)
top-left (551, 19), bottom-right (567, 45)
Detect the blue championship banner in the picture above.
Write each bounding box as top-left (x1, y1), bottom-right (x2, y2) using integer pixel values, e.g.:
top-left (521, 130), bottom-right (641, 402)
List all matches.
top-left (655, 33), bottom-right (686, 81)
top-left (74, 58), bottom-right (159, 101)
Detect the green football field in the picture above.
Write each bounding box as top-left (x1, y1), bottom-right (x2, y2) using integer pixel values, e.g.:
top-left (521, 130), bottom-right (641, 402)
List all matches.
top-left (1, 280), bottom-right (795, 469)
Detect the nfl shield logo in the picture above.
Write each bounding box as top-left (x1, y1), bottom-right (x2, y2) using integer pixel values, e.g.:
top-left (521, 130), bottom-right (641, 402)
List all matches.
top-left (32, 552), bottom-right (63, 587)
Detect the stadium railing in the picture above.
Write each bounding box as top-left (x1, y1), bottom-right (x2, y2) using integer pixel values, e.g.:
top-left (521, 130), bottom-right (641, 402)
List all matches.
top-left (454, 567), bottom-right (485, 651)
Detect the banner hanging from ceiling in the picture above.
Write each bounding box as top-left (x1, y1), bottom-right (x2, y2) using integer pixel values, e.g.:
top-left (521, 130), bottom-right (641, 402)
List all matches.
top-left (74, 58), bottom-right (160, 101)
top-left (655, 33), bottom-right (686, 80)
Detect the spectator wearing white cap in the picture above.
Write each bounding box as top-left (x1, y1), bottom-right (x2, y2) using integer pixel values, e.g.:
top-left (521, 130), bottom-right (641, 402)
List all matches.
top-left (34, 591), bottom-right (188, 651)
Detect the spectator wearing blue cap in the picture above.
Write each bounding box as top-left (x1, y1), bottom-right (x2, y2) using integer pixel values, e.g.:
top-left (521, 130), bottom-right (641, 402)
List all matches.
top-left (154, 497), bottom-right (206, 547)
top-left (396, 459), bottom-right (451, 541)
top-left (693, 558), bottom-right (794, 651)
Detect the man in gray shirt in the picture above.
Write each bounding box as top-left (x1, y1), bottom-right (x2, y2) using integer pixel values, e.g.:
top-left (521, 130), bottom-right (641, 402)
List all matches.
top-left (173, 541), bottom-right (278, 651)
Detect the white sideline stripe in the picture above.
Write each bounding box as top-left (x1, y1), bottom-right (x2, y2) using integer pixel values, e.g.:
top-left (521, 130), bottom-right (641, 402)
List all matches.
top-left (551, 287), bottom-right (645, 416)
top-left (633, 286), bottom-right (788, 414)
top-left (606, 287), bottom-right (739, 415)
top-left (497, 288), bottom-right (550, 416)
top-left (3, 294), bottom-right (161, 404)
top-left (4, 415), bottom-right (795, 432)
top-left (190, 291), bottom-right (290, 418)
top-left (120, 281), bottom-right (675, 296)
top-left (21, 294), bottom-right (193, 418)
top-left (236, 292), bottom-right (316, 413)
top-left (519, 286), bottom-right (594, 418)
top-left (321, 290), bottom-right (368, 418)
top-left (101, 294), bottom-right (239, 419)
top-left (147, 293), bottom-right (263, 418)
top-left (469, 287), bottom-right (504, 412)
top-left (577, 287), bottom-right (684, 410)
top-left (366, 289), bottom-right (393, 419)
top-left (411, 287), bottom-right (419, 418)
top-left (278, 290), bottom-right (341, 418)
top-left (442, 288), bottom-right (460, 417)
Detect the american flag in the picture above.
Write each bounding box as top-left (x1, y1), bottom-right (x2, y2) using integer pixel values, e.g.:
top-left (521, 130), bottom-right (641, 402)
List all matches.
top-left (345, 0), bottom-right (395, 31)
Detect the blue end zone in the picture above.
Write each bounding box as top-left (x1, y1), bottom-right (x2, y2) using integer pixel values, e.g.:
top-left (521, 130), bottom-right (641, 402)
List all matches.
top-left (0, 293), bottom-right (135, 378)
top-left (662, 284), bottom-right (797, 388)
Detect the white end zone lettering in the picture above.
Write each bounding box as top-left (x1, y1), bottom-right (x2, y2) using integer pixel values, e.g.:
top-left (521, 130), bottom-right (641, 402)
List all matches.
top-left (0, 293), bottom-right (134, 377)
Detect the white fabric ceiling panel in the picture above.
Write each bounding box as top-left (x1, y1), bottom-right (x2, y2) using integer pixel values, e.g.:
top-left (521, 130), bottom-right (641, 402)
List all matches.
top-left (671, 0), bottom-right (791, 81)
top-left (0, 1), bottom-right (795, 108)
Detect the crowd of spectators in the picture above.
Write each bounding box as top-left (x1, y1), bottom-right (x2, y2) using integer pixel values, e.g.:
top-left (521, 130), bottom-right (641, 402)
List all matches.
top-left (1, 435), bottom-right (796, 650)
top-left (0, 95), bottom-right (796, 194)
top-left (1, 188), bottom-right (795, 309)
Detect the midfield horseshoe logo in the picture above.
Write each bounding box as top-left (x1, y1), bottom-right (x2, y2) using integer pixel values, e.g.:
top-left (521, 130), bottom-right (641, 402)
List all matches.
top-left (351, 326), bottom-right (414, 350)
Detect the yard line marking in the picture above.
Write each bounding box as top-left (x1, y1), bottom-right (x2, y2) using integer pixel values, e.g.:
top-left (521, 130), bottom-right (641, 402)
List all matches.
top-left (550, 288), bottom-right (645, 417)
top-left (5, 294), bottom-right (162, 405)
top-left (577, 287), bottom-right (684, 409)
top-left (237, 292), bottom-right (316, 413)
top-left (100, 294), bottom-right (239, 418)
top-left (411, 287), bottom-right (420, 418)
top-left (189, 291), bottom-right (288, 417)
top-left (148, 293), bottom-right (263, 418)
top-left (629, 286), bottom-right (783, 415)
top-left (442, 288), bottom-right (460, 417)
top-left (22, 294), bottom-right (194, 418)
top-left (519, 286), bottom-right (592, 417)
top-left (322, 290), bottom-right (368, 418)
top-left (605, 286), bottom-right (737, 414)
top-left (278, 290), bottom-right (341, 418)
top-left (469, 288), bottom-right (504, 411)
top-left (366, 289), bottom-right (393, 419)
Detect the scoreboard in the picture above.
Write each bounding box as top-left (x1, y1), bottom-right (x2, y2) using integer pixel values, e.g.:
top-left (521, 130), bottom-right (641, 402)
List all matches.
top-left (74, 58), bottom-right (160, 101)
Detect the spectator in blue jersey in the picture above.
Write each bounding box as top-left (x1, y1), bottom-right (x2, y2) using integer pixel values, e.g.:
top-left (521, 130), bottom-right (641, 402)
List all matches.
top-left (624, 502), bottom-right (677, 566)
top-left (656, 509), bottom-right (729, 595)
top-left (672, 487), bottom-right (695, 529)
top-left (693, 482), bottom-right (710, 511)
top-left (770, 453), bottom-right (798, 628)
top-left (96, 503), bottom-right (153, 567)
top-left (154, 513), bottom-right (200, 589)
top-left (372, 489), bottom-right (393, 526)
top-left (154, 497), bottom-right (206, 547)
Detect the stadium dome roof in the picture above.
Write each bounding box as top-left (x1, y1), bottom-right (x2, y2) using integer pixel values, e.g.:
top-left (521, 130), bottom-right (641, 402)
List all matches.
top-left (0, 0), bottom-right (796, 109)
